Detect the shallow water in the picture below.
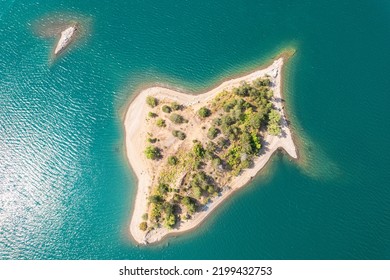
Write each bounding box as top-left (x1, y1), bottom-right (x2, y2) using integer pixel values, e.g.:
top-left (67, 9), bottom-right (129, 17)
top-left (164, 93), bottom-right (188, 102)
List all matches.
top-left (0, 0), bottom-right (389, 259)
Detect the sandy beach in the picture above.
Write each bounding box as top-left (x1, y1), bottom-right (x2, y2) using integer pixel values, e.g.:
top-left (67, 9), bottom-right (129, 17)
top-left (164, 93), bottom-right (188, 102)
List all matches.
top-left (124, 56), bottom-right (297, 244)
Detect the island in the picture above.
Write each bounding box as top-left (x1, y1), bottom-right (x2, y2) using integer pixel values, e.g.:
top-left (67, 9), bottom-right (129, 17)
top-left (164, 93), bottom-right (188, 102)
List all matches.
top-left (124, 53), bottom-right (298, 245)
top-left (54, 24), bottom-right (78, 55)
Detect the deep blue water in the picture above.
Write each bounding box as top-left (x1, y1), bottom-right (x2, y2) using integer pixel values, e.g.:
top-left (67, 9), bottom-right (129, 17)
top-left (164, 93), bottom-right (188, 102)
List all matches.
top-left (0, 0), bottom-right (389, 259)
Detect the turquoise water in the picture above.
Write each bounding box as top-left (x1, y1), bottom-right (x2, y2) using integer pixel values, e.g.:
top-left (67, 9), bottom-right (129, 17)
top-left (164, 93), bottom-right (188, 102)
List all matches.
top-left (1, 0), bottom-right (389, 259)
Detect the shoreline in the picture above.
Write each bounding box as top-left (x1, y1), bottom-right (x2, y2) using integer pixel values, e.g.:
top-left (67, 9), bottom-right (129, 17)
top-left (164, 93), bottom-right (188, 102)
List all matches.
top-left (124, 51), bottom-right (298, 245)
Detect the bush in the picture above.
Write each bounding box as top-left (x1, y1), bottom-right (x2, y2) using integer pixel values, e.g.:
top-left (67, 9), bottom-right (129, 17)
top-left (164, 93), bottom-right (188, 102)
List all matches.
top-left (221, 115), bottom-right (235, 126)
top-left (139, 222), bottom-right (147, 231)
top-left (171, 102), bottom-right (181, 111)
top-left (148, 112), bottom-right (157, 118)
top-left (192, 186), bottom-right (202, 198)
top-left (144, 146), bottom-right (161, 160)
top-left (162, 105), bottom-right (172, 113)
top-left (254, 77), bottom-right (271, 87)
top-left (223, 100), bottom-right (237, 112)
top-left (193, 142), bottom-right (205, 158)
top-left (267, 123), bottom-right (281, 136)
top-left (146, 96), bottom-right (158, 108)
top-left (156, 118), bottom-right (166, 127)
top-left (198, 107), bottom-right (211, 118)
top-left (142, 213), bottom-right (148, 220)
top-left (207, 126), bottom-right (219, 140)
top-left (212, 118), bottom-right (222, 126)
top-left (168, 156), bottom-right (178, 165)
top-left (206, 141), bottom-right (217, 153)
top-left (216, 137), bottom-right (229, 150)
top-left (212, 157), bottom-right (222, 168)
top-left (164, 213), bottom-right (176, 229)
top-left (170, 113), bottom-right (184, 124)
top-left (149, 195), bottom-right (163, 204)
top-left (172, 130), bottom-right (186, 140)
top-left (267, 109), bottom-right (281, 136)
top-left (182, 196), bottom-right (196, 214)
top-left (157, 183), bottom-right (169, 195)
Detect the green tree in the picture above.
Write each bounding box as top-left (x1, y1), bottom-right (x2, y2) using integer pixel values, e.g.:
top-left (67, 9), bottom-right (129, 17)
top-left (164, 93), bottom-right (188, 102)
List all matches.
top-left (268, 109), bottom-right (281, 123)
top-left (267, 109), bottom-right (281, 136)
top-left (212, 118), bottom-right (222, 126)
top-left (216, 137), bottom-right (229, 149)
top-left (146, 96), bottom-right (158, 107)
top-left (156, 118), bottom-right (166, 127)
top-left (192, 186), bottom-right (202, 198)
top-left (139, 222), bottom-right (148, 231)
top-left (147, 137), bottom-right (157, 143)
top-left (198, 107), bottom-right (211, 118)
top-left (170, 113), bottom-right (185, 124)
top-left (207, 126), bottom-right (219, 140)
top-left (168, 155), bottom-right (178, 165)
top-left (149, 194), bottom-right (163, 204)
top-left (148, 112), bottom-right (157, 118)
top-left (162, 105), bottom-right (172, 113)
top-left (182, 196), bottom-right (196, 214)
top-left (193, 142), bottom-right (205, 158)
top-left (254, 77), bottom-right (271, 87)
top-left (212, 157), bottom-right (222, 168)
top-left (172, 130), bottom-right (186, 140)
top-left (171, 102), bottom-right (181, 111)
top-left (267, 123), bottom-right (281, 136)
top-left (157, 183), bottom-right (169, 195)
top-left (164, 214), bottom-right (176, 229)
top-left (144, 146), bottom-right (161, 160)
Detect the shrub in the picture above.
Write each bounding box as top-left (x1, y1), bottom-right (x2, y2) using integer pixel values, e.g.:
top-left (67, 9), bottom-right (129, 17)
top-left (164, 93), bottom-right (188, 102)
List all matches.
top-left (216, 137), bottom-right (230, 149)
top-left (192, 186), bottom-right (202, 198)
top-left (144, 146), bottom-right (161, 160)
top-left (146, 96), bottom-right (158, 108)
top-left (198, 107), bottom-right (211, 118)
top-left (156, 118), bottom-right (166, 127)
top-left (212, 118), bottom-right (222, 126)
top-left (212, 157), bottom-right (222, 168)
top-left (142, 213), bottom-right (148, 221)
top-left (254, 77), bottom-right (271, 87)
top-left (171, 102), bottom-right (181, 111)
top-left (267, 109), bottom-right (281, 136)
top-left (172, 130), bottom-right (186, 140)
top-left (148, 112), bottom-right (157, 118)
top-left (206, 141), bottom-right (217, 153)
top-left (193, 142), bottom-right (205, 158)
top-left (164, 213), bottom-right (176, 229)
top-left (149, 195), bottom-right (163, 204)
top-left (162, 105), bottom-right (172, 113)
top-left (267, 123), bottom-right (281, 136)
top-left (168, 156), bottom-right (178, 165)
top-left (207, 126), bottom-right (219, 140)
top-left (170, 113), bottom-right (184, 124)
top-left (139, 222), bottom-right (147, 231)
top-left (150, 204), bottom-right (161, 221)
top-left (221, 115), bottom-right (235, 126)
top-left (182, 196), bottom-right (196, 214)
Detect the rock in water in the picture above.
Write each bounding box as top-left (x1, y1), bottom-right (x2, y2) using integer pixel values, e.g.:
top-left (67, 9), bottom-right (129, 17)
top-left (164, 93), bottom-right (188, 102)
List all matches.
top-left (54, 24), bottom-right (77, 55)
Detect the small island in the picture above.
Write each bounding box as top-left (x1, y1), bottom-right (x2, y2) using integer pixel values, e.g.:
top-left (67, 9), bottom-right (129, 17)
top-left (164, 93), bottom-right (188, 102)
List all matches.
top-left (54, 24), bottom-right (78, 55)
top-left (124, 53), bottom-right (297, 244)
